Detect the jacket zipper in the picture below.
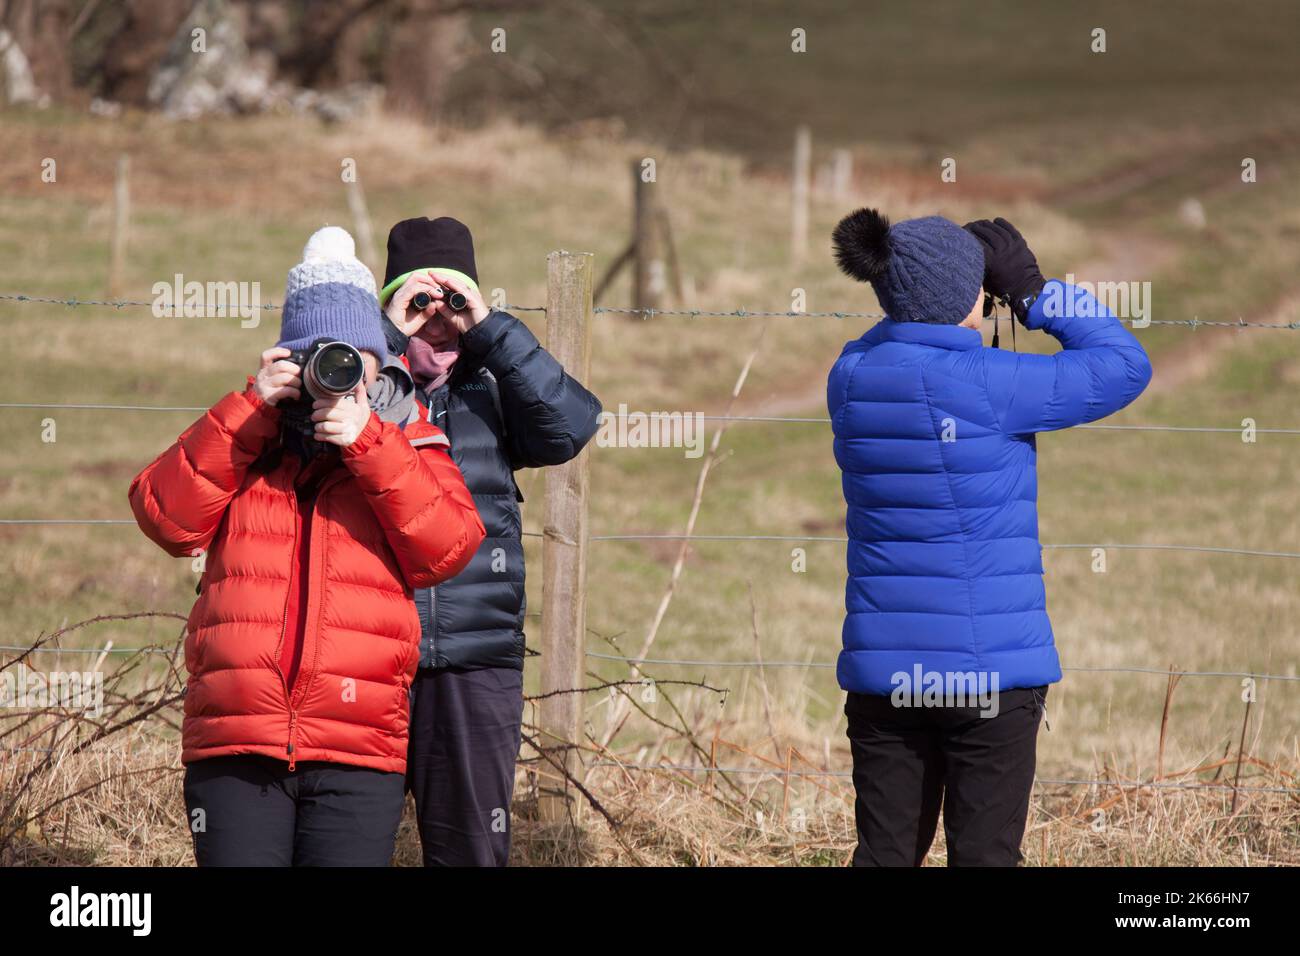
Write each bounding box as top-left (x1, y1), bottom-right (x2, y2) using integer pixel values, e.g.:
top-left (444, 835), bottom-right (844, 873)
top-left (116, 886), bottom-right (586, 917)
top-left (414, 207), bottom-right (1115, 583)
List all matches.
top-left (424, 388), bottom-right (450, 667)
top-left (287, 489), bottom-right (320, 770)
top-left (287, 470), bottom-right (342, 767)
top-left (287, 711), bottom-right (298, 772)
top-left (276, 486), bottom-right (299, 770)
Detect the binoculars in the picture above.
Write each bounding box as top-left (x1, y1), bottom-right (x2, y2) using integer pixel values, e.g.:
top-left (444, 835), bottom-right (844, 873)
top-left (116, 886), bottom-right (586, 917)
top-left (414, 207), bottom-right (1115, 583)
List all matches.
top-left (412, 288), bottom-right (468, 311)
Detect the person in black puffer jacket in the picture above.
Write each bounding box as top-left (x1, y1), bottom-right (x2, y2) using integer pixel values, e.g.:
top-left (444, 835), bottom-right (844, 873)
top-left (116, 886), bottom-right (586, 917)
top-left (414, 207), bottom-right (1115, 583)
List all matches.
top-left (378, 217), bottom-right (601, 866)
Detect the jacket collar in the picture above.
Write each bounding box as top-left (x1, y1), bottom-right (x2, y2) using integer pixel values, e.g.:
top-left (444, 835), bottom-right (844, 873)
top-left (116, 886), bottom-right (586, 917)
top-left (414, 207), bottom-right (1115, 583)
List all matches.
top-left (370, 353), bottom-right (416, 425)
top-left (863, 319), bottom-right (982, 351)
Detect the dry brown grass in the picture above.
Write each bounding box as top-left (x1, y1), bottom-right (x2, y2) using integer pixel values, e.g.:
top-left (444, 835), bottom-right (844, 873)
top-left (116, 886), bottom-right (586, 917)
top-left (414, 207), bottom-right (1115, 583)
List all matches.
top-left (5, 641), bottom-right (1295, 867)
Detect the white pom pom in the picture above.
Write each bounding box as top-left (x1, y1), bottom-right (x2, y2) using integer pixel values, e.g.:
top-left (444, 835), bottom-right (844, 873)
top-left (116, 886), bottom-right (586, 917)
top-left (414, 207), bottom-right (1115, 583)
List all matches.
top-left (302, 226), bottom-right (356, 262)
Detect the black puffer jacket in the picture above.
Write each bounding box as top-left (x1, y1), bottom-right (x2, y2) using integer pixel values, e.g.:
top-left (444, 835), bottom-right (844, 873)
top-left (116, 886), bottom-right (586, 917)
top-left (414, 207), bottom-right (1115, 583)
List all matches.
top-left (384, 309), bottom-right (601, 670)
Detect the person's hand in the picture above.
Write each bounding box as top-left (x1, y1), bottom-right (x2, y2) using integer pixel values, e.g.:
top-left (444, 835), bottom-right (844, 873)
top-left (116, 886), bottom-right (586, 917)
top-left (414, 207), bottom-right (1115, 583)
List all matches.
top-left (962, 217), bottom-right (1045, 320)
top-left (311, 380), bottom-right (372, 447)
top-left (428, 271), bottom-right (490, 333)
top-left (253, 347), bottom-right (301, 407)
top-left (384, 271), bottom-right (445, 337)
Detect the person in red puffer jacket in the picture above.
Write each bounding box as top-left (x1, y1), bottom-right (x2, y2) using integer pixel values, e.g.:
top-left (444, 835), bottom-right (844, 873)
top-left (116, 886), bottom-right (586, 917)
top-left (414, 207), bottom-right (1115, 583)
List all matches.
top-left (129, 227), bottom-right (485, 866)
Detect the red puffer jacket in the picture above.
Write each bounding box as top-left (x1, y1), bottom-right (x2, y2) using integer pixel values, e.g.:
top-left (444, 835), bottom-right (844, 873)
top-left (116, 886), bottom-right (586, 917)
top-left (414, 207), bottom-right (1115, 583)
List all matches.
top-left (129, 383), bottom-right (485, 773)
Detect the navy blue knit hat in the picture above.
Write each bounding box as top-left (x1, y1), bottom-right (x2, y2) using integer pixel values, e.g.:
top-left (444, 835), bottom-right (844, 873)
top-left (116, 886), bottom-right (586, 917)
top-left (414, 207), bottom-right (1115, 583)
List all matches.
top-left (832, 209), bottom-right (984, 325)
top-left (278, 227), bottom-right (387, 359)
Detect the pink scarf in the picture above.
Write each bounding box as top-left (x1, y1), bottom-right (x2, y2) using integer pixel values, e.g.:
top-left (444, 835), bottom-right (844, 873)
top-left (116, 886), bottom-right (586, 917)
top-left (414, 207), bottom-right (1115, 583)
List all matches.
top-left (407, 336), bottom-right (461, 390)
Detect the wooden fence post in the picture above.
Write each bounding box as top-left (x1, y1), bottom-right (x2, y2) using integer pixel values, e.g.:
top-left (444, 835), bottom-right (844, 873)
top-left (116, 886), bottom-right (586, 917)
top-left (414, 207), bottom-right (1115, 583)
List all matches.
top-left (539, 250), bottom-right (594, 823)
top-left (632, 160), bottom-right (664, 313)
top-left (345, 176), bottom-right (378, 270)
top-left (831, 148), bottom-right (852, 202)
top-left (790, 125), bottom-right (811, 265)
top-left (108, 154), bottom-right (130, 297)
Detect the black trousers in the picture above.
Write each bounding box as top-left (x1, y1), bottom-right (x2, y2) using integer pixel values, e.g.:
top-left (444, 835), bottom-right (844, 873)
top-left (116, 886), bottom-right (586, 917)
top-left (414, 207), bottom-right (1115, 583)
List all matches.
top-left (406, 665), bottom-right (525, 867)
top-left (845, 685), bottom-right (1047, 867)
top-left (182, 754), bottom-right (405, 866)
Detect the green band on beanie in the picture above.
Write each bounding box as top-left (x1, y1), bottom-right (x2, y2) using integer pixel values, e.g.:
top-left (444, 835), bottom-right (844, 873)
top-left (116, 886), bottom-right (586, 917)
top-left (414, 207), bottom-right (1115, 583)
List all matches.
top-left (379, 267), bottom-right (480, 307)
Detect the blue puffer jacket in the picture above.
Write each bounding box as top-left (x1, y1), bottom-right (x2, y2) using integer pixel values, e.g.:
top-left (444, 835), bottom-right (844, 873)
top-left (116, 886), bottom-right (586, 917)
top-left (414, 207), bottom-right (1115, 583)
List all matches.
top-left (827, 281), bottom-right (1152, 695)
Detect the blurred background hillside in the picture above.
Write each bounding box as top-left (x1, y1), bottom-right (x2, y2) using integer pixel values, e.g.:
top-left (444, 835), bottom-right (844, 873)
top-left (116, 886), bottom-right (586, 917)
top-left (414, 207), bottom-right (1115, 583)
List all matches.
top-left (1, 0), bottom-right (1298, 865)
top-left (6, 1), bottom-right (1298, 163)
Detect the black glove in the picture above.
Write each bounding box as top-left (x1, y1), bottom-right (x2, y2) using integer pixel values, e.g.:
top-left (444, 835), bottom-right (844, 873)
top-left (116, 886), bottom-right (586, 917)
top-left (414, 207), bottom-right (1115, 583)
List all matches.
top-left (962, 217), bottom-right (1045, 321)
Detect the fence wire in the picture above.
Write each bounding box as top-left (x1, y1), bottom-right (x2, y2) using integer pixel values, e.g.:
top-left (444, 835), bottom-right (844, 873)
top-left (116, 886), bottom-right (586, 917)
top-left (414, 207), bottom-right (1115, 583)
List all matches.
top-left (591, 305), bottom-right (1300, 329)
top-left (4, 292), bottom-right (1300, 329)
top-left (583, 651), bottom-right (1300, 683)
top-left (5, 402), bottom-right (1298, 437)
top-left (0, 293), bottom-right (546, 313)
top-left (0, 644), bottom-right (172, 656)
top-left (0, 744), bottom-right (1285, 796)
top-left (587, 760), bottom-right (1294, 793)
top-left (1, 740), bottom-right (1291, 793)
top-left (588, 535), bottom-right (1300, 560)
top-left (614, 412), bottom-right (1300, 435)
top-left (0, 519), bottom-right (1290, 562)
top-left (6, 641), bottom-right (1295, 686)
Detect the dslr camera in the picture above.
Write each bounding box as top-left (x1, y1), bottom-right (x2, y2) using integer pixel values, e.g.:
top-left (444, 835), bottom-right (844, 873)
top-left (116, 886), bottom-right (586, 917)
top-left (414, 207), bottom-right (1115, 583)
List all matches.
top-left (278, 338), bottom-right (366, 450)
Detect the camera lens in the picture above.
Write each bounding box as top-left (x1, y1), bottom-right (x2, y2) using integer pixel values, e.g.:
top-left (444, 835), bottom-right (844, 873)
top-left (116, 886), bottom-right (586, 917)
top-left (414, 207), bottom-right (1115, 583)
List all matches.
top-left (308, 342), bottom-right (364, 396)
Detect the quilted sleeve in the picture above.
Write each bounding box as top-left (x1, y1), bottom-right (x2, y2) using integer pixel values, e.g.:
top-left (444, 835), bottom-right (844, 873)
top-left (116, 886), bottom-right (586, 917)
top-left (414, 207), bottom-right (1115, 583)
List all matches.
top-left (458, 309), bottom-right (602, 469)
top-left (983, 280), bottom-right (1152, 435)
top-left (340, 414), bottom-right (486, 590)
top-left (128, 382), bottom-right (281, 558)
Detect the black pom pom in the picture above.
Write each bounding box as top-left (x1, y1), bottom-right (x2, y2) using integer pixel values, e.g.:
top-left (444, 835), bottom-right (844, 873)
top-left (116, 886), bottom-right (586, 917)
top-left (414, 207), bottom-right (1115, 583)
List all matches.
top-left (832, 208), bottom-right (892, 282)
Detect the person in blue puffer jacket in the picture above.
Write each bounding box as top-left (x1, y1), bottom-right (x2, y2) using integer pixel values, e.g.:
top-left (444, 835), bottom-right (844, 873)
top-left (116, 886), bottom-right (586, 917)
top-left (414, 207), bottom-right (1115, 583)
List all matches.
top-left (827, 209), bottom-right (1151, 866)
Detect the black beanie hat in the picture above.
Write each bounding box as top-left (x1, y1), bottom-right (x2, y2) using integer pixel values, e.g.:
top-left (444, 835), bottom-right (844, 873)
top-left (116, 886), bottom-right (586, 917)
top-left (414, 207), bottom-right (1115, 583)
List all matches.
top-left (380, 216), bottom-right (478, 304)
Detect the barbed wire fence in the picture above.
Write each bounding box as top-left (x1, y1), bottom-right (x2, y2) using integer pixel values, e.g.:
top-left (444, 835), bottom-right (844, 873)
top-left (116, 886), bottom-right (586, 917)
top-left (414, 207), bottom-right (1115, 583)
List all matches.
top-left (2, 273), bottom-right (1298, 837)
top-left (5, 292), bottom-right (1300, 328)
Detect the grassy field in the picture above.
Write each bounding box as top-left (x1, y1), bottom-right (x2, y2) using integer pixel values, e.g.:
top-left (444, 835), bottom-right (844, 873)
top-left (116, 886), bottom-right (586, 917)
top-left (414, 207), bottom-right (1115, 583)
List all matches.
top-left (1, 54), bottom-right (1298, 866)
